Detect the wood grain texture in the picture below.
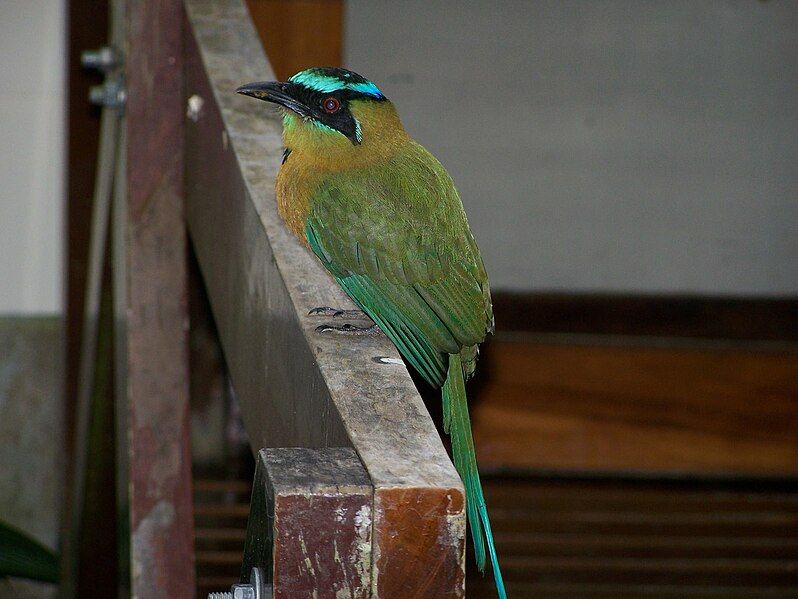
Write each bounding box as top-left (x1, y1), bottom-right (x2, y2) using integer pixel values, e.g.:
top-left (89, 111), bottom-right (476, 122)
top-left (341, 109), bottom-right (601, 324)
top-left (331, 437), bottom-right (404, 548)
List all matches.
top-left (373, 487), bottom-right (465, 598)
top-left (184, 1), bottom-right (465, 594)
top-left (120, 0), bottom-right (195, 595)
top-left (245, 0), bottom-right (343, 80)
top-left (471, 338), bottom-right (798, 475)
top-left (194, 477), bottom-right (252, 597)
top-left (192, 475), bottom-right (798, 598)
top-left (492, 292), bottom-right (798, 341)
top-left (241, 449), bottom-right (372, 598)
top-left (467, 477), bottom-right (798, 597)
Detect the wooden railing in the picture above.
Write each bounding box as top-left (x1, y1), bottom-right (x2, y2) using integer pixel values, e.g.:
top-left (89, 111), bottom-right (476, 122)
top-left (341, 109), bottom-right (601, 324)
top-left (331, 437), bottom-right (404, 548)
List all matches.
top-left (182, 0), bottom-right (465, 595)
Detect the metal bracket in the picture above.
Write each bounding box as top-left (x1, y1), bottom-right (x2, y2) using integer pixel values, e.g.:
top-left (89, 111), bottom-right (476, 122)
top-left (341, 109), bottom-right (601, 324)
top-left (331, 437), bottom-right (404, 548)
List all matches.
top-left (81, 45), bottom-right (120, 72)
top-left (88, 77), bottom-right (126, 108)
top-left (82, 46), bottom-right (126, 108)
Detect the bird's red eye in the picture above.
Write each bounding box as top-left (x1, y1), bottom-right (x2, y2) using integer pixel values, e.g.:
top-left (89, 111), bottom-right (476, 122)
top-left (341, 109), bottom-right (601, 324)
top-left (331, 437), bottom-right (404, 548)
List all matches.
top-left (322, 97), bottom-right (341, 113)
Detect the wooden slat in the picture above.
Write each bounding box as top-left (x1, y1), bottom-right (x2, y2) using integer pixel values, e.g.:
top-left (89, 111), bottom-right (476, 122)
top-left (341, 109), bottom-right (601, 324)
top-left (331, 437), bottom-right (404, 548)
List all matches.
top-left (467, 580), bottom-right (798, 599)
top-left (194, 479), bottom-right (253, 494)
top-left (193, 504), bottom-right (251, 519)
top-left (183, 1), bottom-right (465, 595)
top-left (194, 474), bottom-right (798, 597)
top-left (491, 292), bottom-right (798, 342)
top-left (193, 479), bottom-right (249, 595)
top-left (467, 477), bottom-right (798, 597)
top-left (472, 339), bottom-right (798, 474)
top-left (195, 551), bottom-right (244, 566)
top-left (482, 480), bottom-right (798, 510)
top-left (195, 528), bottom-right (248, 542)
top-left (116, 0), bottom-right (195, 596)
top-left (491, 533), bottom-right (798, 560)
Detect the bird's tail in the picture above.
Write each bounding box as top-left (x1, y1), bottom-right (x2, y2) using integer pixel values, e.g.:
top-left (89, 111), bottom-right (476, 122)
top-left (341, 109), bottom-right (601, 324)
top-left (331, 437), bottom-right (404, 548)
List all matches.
top-left (443, 352), bottom-right (506, 599)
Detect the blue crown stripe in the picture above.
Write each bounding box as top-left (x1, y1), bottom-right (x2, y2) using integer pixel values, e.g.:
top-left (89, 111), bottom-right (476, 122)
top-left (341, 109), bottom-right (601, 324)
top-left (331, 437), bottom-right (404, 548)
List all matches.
top-left (347, 81), bottom-right (384, 97)
top-left (289, 70), bottom-right (384, 99)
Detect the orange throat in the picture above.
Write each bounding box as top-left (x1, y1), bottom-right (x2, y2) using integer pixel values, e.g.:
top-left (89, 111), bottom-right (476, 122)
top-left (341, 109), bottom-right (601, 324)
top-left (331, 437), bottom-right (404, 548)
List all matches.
top-left (274, 100), bottom-right (409, 243)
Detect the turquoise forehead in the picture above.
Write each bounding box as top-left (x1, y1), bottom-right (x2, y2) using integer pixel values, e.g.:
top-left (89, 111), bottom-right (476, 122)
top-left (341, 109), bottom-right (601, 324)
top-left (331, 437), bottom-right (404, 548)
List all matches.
top-left (289, 70), bottom-right (384, 99)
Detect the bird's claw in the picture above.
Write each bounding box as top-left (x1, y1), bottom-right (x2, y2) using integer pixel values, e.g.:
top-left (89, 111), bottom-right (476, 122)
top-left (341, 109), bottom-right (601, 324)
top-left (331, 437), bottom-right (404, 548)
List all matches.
top-left (314, 323), bottom-right (380, 336)
top-left (308, 306), bottom-right (364, 319)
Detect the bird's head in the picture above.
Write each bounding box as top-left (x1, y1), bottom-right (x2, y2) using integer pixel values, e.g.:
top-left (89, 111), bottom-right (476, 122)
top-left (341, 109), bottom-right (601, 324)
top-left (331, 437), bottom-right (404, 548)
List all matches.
top-left (236, 67), bottom-right (407, 163)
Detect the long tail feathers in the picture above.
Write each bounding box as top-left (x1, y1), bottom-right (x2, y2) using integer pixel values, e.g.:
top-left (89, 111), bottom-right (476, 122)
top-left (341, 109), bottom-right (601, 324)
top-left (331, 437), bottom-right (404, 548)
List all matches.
top-left (443, 353), bottom-right (507, 599)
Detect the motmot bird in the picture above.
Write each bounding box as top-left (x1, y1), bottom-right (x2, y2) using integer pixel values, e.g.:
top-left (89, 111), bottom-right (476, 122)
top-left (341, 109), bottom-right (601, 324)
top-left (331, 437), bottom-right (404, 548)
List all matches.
top-left (237, 67), bottom-right (506, 598)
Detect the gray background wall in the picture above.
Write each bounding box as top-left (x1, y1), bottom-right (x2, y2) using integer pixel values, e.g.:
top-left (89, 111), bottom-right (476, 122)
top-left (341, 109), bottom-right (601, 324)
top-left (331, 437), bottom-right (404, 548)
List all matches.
top-left (0, 0), bottom-right (65, 314)
top-left (0, 318), bottom-right (62, 598)
top-left (345, 0), bottom-right (797, 296)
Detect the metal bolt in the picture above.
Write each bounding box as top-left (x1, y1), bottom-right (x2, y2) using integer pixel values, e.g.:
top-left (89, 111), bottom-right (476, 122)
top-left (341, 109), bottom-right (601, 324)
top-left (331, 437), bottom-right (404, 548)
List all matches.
top-left (81, 46), bottom-right (119, 72)
top-left (89, 78), bottom-right (126, 108)
top-left (207, 567), bottom-right (269, 599)
top-left (232, 583), bottom-right (256, 599)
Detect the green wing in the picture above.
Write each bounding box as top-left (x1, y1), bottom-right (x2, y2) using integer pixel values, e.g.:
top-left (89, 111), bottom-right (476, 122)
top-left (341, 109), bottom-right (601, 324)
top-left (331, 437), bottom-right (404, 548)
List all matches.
top-left (304, 141), bottom-right (493, 387)
top-left (305, 142), bottom-right (507, 596)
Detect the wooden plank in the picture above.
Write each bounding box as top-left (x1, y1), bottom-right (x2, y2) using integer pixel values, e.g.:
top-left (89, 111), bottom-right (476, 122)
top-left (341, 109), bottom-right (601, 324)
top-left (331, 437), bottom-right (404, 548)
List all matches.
top-left (183, 1), bottom-right (466, 596)
top-left (245, 0), bottom-right (343, 81)
top-left (467, 580), bottom-right (798, 599)
top-left (241, 448), bottom-right (372, 597)
top-left (192, 471), bottom-right (798, 597)
top-left (116, 0), bottom-right (196, 596)
top-left (472, 339), bottom-right (798, 475)
top-left (468, 477), bottom-right (798, 597)
top-left (491, 292), bottom-right (798, 342)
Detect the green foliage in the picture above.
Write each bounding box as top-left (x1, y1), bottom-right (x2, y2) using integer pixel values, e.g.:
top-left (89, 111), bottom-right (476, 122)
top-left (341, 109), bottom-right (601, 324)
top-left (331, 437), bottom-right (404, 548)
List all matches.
top-left (0, 520), bottom-right (59, 583)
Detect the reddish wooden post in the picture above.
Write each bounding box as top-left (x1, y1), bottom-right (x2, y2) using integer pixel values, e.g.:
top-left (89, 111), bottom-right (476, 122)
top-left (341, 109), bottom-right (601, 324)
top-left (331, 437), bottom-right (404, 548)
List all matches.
top-left (115, 0), bottom-right (195, 596)
top-left (241, 448), bottom-right (373, 597)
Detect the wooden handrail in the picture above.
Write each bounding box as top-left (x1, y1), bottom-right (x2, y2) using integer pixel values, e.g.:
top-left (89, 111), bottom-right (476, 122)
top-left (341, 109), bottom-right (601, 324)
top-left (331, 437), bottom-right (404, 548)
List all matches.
top-left (183, 0), bottom-right (465, 595)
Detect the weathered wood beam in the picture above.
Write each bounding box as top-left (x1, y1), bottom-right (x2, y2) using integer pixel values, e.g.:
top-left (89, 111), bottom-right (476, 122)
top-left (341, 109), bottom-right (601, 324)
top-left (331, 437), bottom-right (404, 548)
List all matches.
top-left (241, 448), bottom-right (372, 597)
top-left (115, 0), bottom-right (195, 596)
top-left (183, 0), bottom-right (466, 595)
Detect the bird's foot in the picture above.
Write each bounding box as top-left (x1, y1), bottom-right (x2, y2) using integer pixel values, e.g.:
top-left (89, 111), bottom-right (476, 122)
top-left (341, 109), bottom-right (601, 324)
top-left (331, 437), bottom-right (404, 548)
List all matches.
top-left (308, 306), bottom-right (365, 319)
top-left (310, 306), bottom-right (375, 335)
top-left (315, 323), bottom-right (381, 336)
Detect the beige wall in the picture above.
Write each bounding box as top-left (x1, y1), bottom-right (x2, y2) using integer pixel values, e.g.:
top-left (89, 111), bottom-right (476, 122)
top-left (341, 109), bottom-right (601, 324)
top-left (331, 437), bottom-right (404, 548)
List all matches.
top-left (345, 1), bottom-right (798, 295)
top-left (0, 0), bottom-right (66, 314)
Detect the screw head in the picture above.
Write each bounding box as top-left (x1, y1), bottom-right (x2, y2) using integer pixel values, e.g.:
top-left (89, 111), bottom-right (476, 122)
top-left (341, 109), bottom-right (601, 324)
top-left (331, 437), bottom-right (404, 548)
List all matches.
top-left (232, 584), bottom-right (256, 599)
top-left (88, 79), bottom-right (126, 108)
top-left (81, 46), bottom-right (119, 72)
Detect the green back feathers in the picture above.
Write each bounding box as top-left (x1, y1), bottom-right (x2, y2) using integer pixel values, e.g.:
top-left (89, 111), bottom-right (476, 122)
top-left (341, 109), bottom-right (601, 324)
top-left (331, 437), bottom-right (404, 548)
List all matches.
top-left (304, 141), bottom-right (492, 382)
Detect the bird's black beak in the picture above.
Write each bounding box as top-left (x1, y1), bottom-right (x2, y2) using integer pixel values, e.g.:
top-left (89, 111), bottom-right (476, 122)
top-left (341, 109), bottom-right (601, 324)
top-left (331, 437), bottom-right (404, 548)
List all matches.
top-left (236, 81), bottom-right (311, 118)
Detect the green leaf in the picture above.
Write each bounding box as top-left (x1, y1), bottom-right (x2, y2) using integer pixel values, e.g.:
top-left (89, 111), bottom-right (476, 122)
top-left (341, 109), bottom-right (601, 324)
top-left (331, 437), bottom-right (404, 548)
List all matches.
top-left (0, 520), bottom-right (59, 583)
